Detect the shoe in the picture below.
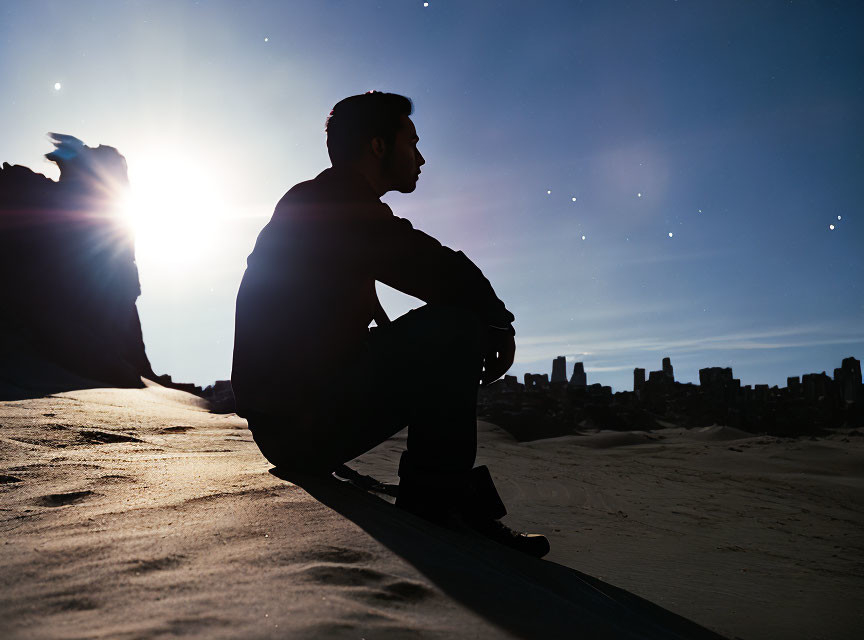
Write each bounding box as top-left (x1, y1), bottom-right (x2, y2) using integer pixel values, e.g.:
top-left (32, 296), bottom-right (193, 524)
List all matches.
top-left (396, 488), bottom-right (550, 558)
top-left (395, 485), bottom-right (462, 526)
top-left (466, 517), bottom-right (551, 558)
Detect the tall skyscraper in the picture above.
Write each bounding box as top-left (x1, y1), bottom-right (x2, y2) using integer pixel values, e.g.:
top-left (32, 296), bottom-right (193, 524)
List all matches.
top-left (634, 367), bottom-right (646, 392)
top-left (662, 357), bottom-right (674, 382)
top-left (551, 356), bottom-right (567, 383)
top-left (570, 361), bottom-right (587, 387)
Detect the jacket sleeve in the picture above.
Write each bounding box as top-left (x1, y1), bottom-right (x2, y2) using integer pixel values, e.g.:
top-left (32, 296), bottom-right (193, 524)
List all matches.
top-left (353, 206), bottom-right (515, 332)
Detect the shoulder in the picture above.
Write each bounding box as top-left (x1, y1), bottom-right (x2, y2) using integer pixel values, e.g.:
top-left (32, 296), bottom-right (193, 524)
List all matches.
top-left (274, 170), bottom-right (330, 213)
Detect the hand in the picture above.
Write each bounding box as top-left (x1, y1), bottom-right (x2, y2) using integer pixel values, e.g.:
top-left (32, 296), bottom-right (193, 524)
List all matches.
top-left (481, 330), bottom-right (515, 386)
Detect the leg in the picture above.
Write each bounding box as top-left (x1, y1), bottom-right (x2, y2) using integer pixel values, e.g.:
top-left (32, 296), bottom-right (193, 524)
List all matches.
top-left (247, 304), bottom-right (485, 477)
top-left (369, 304), bottom-right (486, 481)
top-left (248, 304), bottom-right (550, 556)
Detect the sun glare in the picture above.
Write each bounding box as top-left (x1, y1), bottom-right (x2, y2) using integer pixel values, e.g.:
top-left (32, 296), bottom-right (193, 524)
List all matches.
top-left (122, 150), bottom-right (227, 271)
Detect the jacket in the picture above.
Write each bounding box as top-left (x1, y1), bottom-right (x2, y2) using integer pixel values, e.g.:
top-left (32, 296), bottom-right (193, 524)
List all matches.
top-left (231, 167), bottom-right (514, 417)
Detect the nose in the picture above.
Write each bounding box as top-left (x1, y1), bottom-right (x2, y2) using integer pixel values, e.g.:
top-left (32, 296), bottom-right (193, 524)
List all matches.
top-left (417, 150), bottom-right (425, 168)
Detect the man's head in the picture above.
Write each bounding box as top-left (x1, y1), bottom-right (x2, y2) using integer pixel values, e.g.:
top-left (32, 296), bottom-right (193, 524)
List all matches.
top-left (326, 91), bottom-right (425, 194)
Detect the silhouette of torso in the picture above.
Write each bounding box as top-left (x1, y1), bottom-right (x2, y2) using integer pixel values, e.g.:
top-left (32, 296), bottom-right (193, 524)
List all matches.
top-left (231, 167), bottom-right (513, 417)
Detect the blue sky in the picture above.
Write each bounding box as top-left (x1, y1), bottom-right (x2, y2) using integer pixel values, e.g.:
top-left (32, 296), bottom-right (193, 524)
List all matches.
top-left (2, 0), bottom-right (862, 391)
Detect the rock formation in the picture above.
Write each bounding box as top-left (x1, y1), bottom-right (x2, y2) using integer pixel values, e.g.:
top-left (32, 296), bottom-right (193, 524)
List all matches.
top-left (0, 133), bottom-right (155, 395)
top-left (202, 379), bottom-right (236, 413)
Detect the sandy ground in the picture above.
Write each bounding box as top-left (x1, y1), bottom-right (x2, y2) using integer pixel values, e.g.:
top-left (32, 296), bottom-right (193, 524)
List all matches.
top-left (1, 382), bottom-right (861, 639)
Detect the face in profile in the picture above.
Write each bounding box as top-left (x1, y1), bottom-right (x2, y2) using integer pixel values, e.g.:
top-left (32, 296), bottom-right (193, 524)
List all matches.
top-left (383, 115), bottom-right (425, 193)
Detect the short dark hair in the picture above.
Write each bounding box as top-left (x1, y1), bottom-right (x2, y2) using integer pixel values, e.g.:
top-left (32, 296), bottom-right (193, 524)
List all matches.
top-left (325, 91), bottom-right (413, 165)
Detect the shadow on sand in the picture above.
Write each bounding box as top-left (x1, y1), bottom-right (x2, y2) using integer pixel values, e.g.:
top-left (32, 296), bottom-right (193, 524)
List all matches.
top-left (273, 468), bottom-right (726, 640)
top-left (0, 346), bottom-right (134, 401)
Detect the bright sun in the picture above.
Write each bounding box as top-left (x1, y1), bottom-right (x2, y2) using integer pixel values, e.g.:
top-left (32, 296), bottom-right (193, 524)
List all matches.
top-left (122, 149), bottom-right (227, 271)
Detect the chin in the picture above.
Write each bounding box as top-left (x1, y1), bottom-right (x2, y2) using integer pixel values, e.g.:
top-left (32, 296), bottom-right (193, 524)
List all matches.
top-left (397, 182), bottom-right (418, 194)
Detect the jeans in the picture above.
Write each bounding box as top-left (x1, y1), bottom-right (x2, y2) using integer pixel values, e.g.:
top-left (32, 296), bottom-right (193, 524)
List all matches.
top-left (246, 304), bottom-right (487, 485)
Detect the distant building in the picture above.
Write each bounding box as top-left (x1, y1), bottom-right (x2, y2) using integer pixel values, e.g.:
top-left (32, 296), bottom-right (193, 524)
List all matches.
top-left (551, 356), bottom-right (568, 383)
top-left (477, 355), bottom-right (862, 438)
top-left (569, 361), bottom-right (587, 387)
top-left (212, 380), bottom-right (232, 394)
top-left (842, 356), bottom-right (862, 383)
top-left (633, 367), bottom-right (646, 392)
top-left (496, 375), bottom-right (521, 393)
top-left (662, 357), bottom-right (674, 382)
top-left (835, 357), bottom-right (862, 403)
top-left (648, 370), bottom-right (666, 384)
top-left (699, 367), bottom-right (733, 388)
top-left (802, 372), bottom-right (831, 403)
top-left (524, 373), bottom-right (549, 390)
top-left (155, 373), bottom-right (203, 396)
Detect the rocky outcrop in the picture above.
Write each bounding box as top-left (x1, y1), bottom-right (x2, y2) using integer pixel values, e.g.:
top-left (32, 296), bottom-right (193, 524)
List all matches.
top-left (202, 379), bottom-right (237, 414)
top-left (0, 133), bottom-right (155, 396)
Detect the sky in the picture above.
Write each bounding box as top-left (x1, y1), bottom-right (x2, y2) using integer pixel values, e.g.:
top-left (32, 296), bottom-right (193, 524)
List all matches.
top-left (1, 0), bottom-right (862, 391)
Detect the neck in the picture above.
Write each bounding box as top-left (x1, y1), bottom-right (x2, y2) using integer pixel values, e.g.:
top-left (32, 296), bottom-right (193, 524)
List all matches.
top-left (335, 162), bottom-right (388, 198)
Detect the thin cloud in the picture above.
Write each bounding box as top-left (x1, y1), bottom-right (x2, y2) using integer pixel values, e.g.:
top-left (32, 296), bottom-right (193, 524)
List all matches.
top-left (583, 365), bottom-right (636, 373)
top-left (515, 323), bottom-right (864, 364)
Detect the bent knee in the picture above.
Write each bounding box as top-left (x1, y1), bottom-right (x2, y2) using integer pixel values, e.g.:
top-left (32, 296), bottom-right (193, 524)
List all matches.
top-left (413, 304), bottom-right (485, 346)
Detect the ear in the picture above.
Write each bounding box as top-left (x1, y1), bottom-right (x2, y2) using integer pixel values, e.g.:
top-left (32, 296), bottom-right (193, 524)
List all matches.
top-left (370, 136), bottom-right (387, 159)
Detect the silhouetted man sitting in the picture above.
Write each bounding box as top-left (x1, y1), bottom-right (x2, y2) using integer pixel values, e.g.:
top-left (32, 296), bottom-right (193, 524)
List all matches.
top-left (232, 92), bottom-right (549, 557)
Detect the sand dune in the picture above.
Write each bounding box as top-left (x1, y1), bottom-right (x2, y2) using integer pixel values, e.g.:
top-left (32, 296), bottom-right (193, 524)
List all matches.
top-left (1, 384), bottom-right (861, 638)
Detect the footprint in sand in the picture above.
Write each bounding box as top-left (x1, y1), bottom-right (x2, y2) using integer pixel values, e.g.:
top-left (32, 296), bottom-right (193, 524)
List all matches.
top-left (79, 430), bottom-right (141, 444)
top-left (297, 564), bottom-right (386, 586)
top-left (269, 545), bottom-right (375, 567)
top-left (307, 545), bottom-right (375, 564)
top-left (126, 554), bottom-right (186, 574)
top-left (50, 595), bottom-right (99, 612)
top-left (36, 490), bottom-right (94, 507)
top-left (296, 546), bottom-right (433, 603)
top-left (363, 579), bottom-right (434, 603)
top-left (93, 474), bottom-right (133, 484)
